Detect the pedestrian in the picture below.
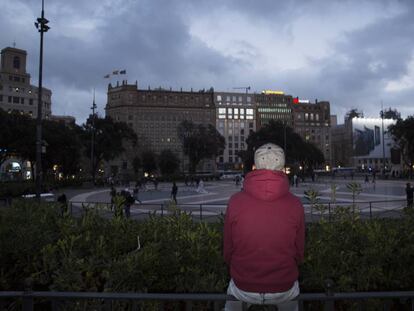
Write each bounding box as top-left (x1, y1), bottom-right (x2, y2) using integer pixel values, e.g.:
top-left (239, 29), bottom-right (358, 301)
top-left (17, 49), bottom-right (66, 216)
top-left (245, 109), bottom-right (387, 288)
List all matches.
top-left (224, 143), bottom-right (305, 311)
top-left (133, 185), bottom-right (142, 204)
top-left (364, 174), bottom-right (369, 183)
top-left (110, 186), bottom-right (117, 209)
top-left (171, 181), bottom-right (178, 204)
top-left (406, 183), bottom-right (414, 208)
top-left (153, 178), bottom-right (159, 191)
top-left (235, 175), bottom-right (240, 186)
top-left (293, 174), bottom-right (298, 187)
top-left (122, 189), bottom-right (134, 218)
top-left (57, 193), bottom-right (68, 215)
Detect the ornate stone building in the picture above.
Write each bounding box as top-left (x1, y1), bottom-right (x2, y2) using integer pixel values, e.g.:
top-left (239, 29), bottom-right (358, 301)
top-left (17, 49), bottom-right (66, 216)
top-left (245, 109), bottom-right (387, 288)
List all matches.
top-left (0, 47), bottom-right (52, 118)
top-left (105, 81), bottom-right (216, 173)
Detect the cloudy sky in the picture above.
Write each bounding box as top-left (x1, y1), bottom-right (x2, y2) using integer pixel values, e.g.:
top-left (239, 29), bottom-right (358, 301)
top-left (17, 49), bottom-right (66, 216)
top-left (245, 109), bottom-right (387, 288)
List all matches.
top-left (2, 0), bottom-right (414, 124)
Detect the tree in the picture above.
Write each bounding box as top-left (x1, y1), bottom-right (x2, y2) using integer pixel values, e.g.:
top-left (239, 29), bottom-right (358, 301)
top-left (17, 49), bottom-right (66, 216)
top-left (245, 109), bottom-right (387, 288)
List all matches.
top-left (158, 149), bottom-right (180, 176)
top-left (132, 156), bottom-right (141, 177)
top-left (345, 109), bottom-right (363, 121)
top-left (82, 115), bottom-right (137, 180)
top-left (389, 116), bottom-right (414, 177)
top-left (42, 120), bottom-right (83, 178)
top-left (141, 150), bottom-right (157, 175)
top-left (380, 108), bottom-right (401, 120)
top-left (177, 120), bottom-right (225, 173)
top-left (0, 109), bottom-right (36, 177)
top-left (243, 120), bottom-right (325, 173)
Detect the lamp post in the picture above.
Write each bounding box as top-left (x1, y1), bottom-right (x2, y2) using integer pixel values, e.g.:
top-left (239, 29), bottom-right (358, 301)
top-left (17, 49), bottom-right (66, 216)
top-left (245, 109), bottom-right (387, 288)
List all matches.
top-left (90, 89), bottom-right (97, 185)
top-left (381, 102), bottom-right (386, 177)
top-left (34, 0), bottom-right (50, 199)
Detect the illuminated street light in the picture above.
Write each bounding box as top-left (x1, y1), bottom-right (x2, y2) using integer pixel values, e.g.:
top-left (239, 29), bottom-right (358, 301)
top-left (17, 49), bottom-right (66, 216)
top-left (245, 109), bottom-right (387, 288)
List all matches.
top-left (34, 0), bottom-right (50, 199)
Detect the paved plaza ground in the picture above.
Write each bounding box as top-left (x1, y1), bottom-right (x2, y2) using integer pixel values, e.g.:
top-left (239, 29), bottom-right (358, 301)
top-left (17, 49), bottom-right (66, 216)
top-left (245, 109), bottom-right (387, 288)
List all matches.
top-left (63, 176), bottom-right (410, 221)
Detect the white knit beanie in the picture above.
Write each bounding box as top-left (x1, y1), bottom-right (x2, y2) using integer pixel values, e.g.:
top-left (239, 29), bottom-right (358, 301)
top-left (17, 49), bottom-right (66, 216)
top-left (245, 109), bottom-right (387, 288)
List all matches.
top-left (254, 143), bottom-right (285, 171)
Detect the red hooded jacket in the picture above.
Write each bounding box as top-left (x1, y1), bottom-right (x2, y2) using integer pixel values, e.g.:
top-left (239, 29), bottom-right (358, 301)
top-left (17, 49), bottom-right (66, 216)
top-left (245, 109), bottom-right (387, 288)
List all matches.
top-left (224, 169), bottom-right (305, 293)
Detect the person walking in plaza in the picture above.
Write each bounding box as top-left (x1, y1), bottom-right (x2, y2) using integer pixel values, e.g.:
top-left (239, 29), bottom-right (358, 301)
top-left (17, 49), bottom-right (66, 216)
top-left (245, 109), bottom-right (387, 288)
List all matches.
top-left (171, 181), bottom-right (178, 204)
top-left (406, 183), bottom-right (414, 208)
top-left (133, 184), bottom-right (142, 204)
top-left (223, 143), bottom-right (305, 311)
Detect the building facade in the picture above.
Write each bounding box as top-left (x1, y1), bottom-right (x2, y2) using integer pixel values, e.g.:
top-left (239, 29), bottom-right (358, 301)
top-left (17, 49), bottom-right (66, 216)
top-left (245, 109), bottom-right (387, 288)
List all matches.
top-left (291, 99), bottom-right (332, 167)
top-left (0, 47), bottom-right (52, 118)
top-left (255, 91), bottom-right (293, 129)
top-left (214, 92), bottom-right (256, 170)
top-left (105, 81), bottom-right (216, 173)
top-left (331, 116), bottom-right (399, 174)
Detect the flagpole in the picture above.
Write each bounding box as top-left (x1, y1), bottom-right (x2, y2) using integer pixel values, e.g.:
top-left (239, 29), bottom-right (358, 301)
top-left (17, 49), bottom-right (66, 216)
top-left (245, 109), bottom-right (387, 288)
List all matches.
top-left (381, 101), bottom-right (386, 177)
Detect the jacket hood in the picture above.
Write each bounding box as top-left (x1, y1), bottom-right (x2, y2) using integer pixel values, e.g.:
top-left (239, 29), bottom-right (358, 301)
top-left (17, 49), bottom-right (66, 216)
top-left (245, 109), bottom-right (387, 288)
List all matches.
top-left (243, 169), bottom-right (290, 201)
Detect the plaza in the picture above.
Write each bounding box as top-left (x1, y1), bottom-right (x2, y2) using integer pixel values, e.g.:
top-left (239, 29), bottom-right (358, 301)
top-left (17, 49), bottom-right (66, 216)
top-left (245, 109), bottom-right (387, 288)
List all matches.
top-left (66, 177), bottom-right (409, 222)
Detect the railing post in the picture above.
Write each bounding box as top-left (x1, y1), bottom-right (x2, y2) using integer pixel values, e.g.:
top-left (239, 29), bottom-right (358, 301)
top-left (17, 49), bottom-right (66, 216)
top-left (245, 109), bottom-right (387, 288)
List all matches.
top-left (22, 278), bottom-right (33, 311)
top-left (328, 203), bottom-right (331, 222)
top-left (369, 202), bottom-right (372, 220)
top-left (324, 279), bottom-right (335, 311)
top-left (200, 204), bottom-right (202, 221)
top-left (161, 204), bottom-right (164, 217)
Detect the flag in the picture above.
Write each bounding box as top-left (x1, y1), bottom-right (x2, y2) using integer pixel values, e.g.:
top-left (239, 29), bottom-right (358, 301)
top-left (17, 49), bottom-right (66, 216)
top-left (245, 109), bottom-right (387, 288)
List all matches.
top-left (104, 74), bottom-right (110, 78)
top-left (112, 70), bottom-right (119, 75)
top-left (119, 69), bottom-right (126, 74)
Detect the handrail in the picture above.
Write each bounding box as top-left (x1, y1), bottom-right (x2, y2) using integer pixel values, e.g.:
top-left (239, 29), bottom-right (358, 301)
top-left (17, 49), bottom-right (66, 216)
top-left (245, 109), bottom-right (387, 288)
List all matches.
top-left (1, 290), bottom-right (414, 311)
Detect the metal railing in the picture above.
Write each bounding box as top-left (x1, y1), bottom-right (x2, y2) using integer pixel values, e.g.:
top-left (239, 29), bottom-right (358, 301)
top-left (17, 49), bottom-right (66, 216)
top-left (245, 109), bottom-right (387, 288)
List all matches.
top-left (67, 199), bottom-right (409, 222)
top-left (1, 289), bottom-right (414, 310)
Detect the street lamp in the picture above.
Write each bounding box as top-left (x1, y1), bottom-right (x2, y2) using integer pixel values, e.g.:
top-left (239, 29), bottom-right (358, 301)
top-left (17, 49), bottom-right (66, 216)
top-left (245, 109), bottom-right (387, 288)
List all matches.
top-left (90, 89), bottom-right (97, 185)
top-left (34, 0), bottom-right (50, 199)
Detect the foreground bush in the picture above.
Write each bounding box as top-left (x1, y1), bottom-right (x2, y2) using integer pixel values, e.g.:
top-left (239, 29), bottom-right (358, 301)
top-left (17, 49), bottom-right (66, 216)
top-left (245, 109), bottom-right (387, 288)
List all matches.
top-left (1, 200), bottom-right (414, 309)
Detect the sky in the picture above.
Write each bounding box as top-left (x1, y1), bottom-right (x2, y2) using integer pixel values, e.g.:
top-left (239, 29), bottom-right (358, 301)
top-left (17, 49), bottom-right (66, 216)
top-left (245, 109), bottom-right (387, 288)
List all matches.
top-left (1, 0), bottom-right (414, 125)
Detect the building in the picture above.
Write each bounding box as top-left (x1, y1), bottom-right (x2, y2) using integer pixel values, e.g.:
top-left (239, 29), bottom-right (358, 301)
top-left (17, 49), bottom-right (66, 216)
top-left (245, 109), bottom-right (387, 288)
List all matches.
top-left (255, 91), bottom-right (293, 129)
top-left (351, 117), bottom-right (397, 172)
top-left (0, 47), bottom-right (52, 118)
top-left (214, 92), bottom-right (256, 170)
top-left (105, 81), bottom-right (216, 174)
top-left (291, 99), bottom-right (331, 168)
top-left (331, 116), bottom-right (398, 173)
top-left (50, 115), bottom-right (76, 126)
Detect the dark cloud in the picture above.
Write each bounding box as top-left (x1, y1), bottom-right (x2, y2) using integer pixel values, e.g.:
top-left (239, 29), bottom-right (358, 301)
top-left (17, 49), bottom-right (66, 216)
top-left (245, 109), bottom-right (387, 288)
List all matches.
top-left (1, 0), bottom-right (414, 124)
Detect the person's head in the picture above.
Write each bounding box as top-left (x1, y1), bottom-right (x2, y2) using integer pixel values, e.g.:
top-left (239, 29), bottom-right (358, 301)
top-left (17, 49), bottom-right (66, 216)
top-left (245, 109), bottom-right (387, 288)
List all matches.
top-left (254, 143), bottom-right (285, 171)
top-left (407, 183), bottom-right (411, 188)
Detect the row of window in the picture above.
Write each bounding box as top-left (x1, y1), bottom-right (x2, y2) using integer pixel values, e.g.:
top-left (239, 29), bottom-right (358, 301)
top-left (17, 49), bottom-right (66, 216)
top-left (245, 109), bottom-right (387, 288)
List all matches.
top-left (0, 95), bottom-right (34, 105)
top-left (218, 156), bottom-right (242, 164)
top-left (216, 95), bottom-right (252, 103)
top-left (218, 108), bottom-right (254, 120)
top-left (8, 75), bottom-right (25, 83)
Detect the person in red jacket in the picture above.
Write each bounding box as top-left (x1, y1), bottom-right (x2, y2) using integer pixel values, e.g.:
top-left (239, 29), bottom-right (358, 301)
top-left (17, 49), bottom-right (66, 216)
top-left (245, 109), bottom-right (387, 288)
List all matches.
top-left (223, 143), bottom-right (305, 311)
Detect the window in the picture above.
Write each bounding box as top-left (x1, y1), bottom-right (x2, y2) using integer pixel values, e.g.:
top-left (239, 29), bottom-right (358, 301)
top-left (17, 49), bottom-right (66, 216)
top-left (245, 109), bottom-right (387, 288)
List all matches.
top-left (13, 56), bottom-right (20, 69)
top-left (20, 98), bottom-right (24, 104)
top-left (247, 96), bottom-right (251, 102)
top-left (238, 96), bottom-right (242, 102)
top-left (8, 96), bottom-right (12, 103)
top-left (217, 95), bottom-right (222, 101)
top-left (0, 95), bottom-right (2, 102)
top-left (229, 157), bottom-right (233, 163)
top-left (13, 97), bottom-right (19, 104)
top-left (232, 96), bottom-right (236, 102)
top-left (29, 99), bottom-right (33, 105)
top-left (128, 115), bottom-right (133, 120)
